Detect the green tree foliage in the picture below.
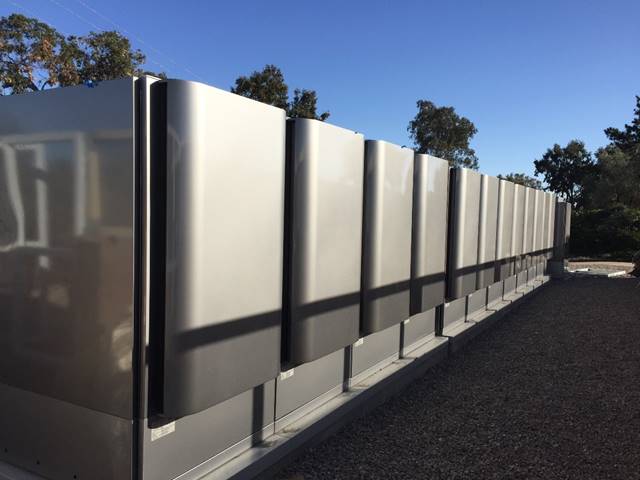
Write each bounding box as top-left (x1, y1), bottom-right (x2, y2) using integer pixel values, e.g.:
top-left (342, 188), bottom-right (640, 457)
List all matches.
top-left (570, 205), bottom-right (640, 259)
top-left (533, 140), bottom-right (595, 207)
top-left (497, 172), bottom-right (542, 189)
top-left (536, 97), bottom-right (640, 260)
top-left (408, 100), bottom-right (479, 169)
top-left (288, 88), bottom-right (330, 121)
top-left (0, 13), bottom-right (161, 95)
top-left (231, 64), bottom-right (330, 120)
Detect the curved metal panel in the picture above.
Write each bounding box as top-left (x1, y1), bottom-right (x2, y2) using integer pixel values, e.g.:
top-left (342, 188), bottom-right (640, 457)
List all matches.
top-left (284, 119), bottom-right (364, 365)
top-left (157, 80), bottom-right (285, 417)
top-left (361, 141), bottom-right (413, 335)
top-left (477, 174), bottom-right (500, 289)
top-left (446, 167), bottom-right (481, 299)
top-left (410, 154), bottom-right (449, 315)
top-left (496, 179), bottom-right (515, 279)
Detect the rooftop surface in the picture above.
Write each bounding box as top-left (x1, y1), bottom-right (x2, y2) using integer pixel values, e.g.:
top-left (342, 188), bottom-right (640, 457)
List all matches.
top-left (276, 276), bottom-right (640, 479)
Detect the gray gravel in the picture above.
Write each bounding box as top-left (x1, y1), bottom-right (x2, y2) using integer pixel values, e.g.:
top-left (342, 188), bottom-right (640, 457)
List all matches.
top-left (275, 277), bottom-right (640, 479)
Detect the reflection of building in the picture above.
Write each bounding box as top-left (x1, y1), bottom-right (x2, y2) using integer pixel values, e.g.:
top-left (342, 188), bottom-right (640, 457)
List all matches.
top-left (0, 129), bottom-right (133, 363)
top-left (0, 78), bottom-right (137, 480)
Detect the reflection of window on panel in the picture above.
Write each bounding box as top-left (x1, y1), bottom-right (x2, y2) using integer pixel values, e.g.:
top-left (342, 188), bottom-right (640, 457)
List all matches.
top-left (44, 141), bottom-right (75, 246)
top-left (92, 137), bottom-right (133, 229)
top-left (0, 148), bottom-right (18, 248)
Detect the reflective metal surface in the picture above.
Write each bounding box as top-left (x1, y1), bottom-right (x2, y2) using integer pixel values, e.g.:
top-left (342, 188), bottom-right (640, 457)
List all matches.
top-left (477, 174), bottom-right (499, 289)
top-left (0, 78), bottom-right (136, 419)
top-left (447, 167), bottom-right (481, 299)
top-left (511, 184), bottom-right (526, 272)
top-left (0, 382), bottom-right (131, 480)
top-left (284, 119), bottom-right (364, 365)
top-left (496, 179), bottom-right (515, 279)
top-left (158, 80), bottom-right (285, 418)
top-left (410, 154), bottom-right (449, 314)
top-left (360, 141), bottom-right (413, 335)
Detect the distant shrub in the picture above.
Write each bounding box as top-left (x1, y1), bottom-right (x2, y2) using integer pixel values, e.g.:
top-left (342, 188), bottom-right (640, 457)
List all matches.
top-left (570, 205), bottom-right (640, 260)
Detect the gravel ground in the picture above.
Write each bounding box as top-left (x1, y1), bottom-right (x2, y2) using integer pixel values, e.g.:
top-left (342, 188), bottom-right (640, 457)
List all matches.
top-left (275, 277), bottom-right (640, 480)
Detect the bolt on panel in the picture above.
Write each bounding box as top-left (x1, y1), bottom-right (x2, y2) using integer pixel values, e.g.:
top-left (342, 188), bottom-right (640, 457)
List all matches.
top-left (410, 154), bottom-right (449, 315)
top-left (283, 119), bottom-right (364, 366)
top-left (447, 167), bottom-right (482, 299)
top-left (360, 141), bottom-right (413, 335)
top-left (477, 174), bottom-right (500, 289)
top-left (156, 80), bottom-right (285, 418)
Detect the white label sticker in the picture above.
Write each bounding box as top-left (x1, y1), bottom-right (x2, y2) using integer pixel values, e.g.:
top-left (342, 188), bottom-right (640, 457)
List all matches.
top-left (279, 368), bottom-right (295, 380)
top-left (353, 338), bottom-right (364, 347)
top-left (151, 421), bottom-right (175, 442)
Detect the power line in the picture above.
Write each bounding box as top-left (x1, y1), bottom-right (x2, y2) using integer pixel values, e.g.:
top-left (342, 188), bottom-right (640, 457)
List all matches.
top-left (42, 0), bottom-right (170, 73)
top-left (70, 0), bottom-right (206, 81)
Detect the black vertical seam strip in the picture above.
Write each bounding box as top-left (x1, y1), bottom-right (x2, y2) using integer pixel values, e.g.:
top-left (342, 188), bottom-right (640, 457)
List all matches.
top-left (280, 120), bottom-right (295, 368)
top-left (444, 168), bottom-right (457, 302)
top-left (148, 82), bottom-right (168, 422)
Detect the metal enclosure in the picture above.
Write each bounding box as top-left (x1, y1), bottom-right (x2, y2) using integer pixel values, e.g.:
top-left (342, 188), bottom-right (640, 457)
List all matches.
top-left (496, 179), bottom-right (515, 280)
top-left (534, 189), bottom-right (545, 254)
top-left (283, 119), bottom-right (364, 366)
top-left (360, 141), bottom-right (413, 335)
top-left (523, 187), bottom-right (536, 267)
top-left (447, 167), bottom-right (482, 299)
top-left (511, 184), bottom-right (526, 272)
top-left (476, 174), bottom-right (499, 289)
top-left (154, 80), bottom-right (285, 418)
top-left (553, 200), bottom-right (572, 260)
top-left (410, 154), bottom-right (449, 315)
top-left (0, 78), bottom-right (136, 479)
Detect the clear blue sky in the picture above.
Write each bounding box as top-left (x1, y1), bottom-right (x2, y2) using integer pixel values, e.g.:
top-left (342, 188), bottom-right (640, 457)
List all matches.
top-left (3, 0), bottom-right (639, 176)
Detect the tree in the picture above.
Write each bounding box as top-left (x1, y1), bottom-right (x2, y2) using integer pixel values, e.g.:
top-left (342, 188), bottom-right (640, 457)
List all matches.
top-left (231, 64), bottom-right (329, 120)
top-left (288, 88), bottom-right (330, 121)
top-left (408, 100), bottom-right (479, 169)
top-left (0, 13), bottom-right (161, 95)
top-left (497, 172), bottom-right (542, 189)
top-left (230, 64), bottom-right (288, 110)
top-left (533, 140), bottom-right (595, 207)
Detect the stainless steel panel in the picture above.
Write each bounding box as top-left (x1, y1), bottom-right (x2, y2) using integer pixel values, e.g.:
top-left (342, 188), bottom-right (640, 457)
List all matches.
top-left (467, 289), bottom-right (487, 319)
top-left (546, 193), bottom-right (556, 256)
top-left (496, 180), bottom-right (515, 260)
top-left (142, 380), bottom-right (275, 480)
top-left (275, 349), bottom-right (345, 420)
top-left (523, 187), bottom-right (535, 254)
top-left (495, 180), bottom-right (515, 280)
top-left (533, 189), bottom-right (545, 253)
top-left (360, 141), bottom-right (413, 335)
top-left (158, 80), bottom-right (285, 417)
top-left (477, 175), bottom-right (499, 289)
top-left (442, 297), bottom-right (466, 332)
top-left (504, 275), bottom-right (517, 296)
top-left (447, 168), bottom-right (482, 299)
top-left (0, 78), bottom-right (136, 419)
top-left (403, 308), bottom-right (436, 349)
top-left (0, 382), bottom-right (131, 480)
top-left (410, 154), bottom-right (449, 315)
top-left (511, 184), bottom-right (525, 258)
top-left (351, 324), bottom-right (401, 377)
top-left (487, 281), bottom-right (504, 308)
top-left (284, 119), bottom-right (364, 365)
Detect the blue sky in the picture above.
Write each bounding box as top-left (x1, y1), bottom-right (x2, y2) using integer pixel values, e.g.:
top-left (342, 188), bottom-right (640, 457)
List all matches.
top-left (3, 0), bottom-right (638, 176)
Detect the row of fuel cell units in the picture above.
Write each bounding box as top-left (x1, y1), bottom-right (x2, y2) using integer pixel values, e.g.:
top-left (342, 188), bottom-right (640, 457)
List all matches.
top-left (0, 77), bottom-right (566, 480)
top-left (445, 168), bottom-right (562, 332)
